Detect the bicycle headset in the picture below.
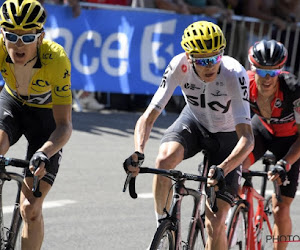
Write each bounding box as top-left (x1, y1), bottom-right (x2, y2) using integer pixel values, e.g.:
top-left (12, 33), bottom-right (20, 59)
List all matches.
top-left (181, 21), bottom-right (226, 54)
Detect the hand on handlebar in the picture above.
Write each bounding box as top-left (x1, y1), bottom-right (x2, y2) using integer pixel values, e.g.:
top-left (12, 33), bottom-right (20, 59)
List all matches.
top-left (207, 165), bottom-right (225, 190)
top-left (123, 151), bottom-right (145, 177)
top-left (29, 151), bottom-right (50, 180)
top-left (268, 160), bottom-right (287, 185)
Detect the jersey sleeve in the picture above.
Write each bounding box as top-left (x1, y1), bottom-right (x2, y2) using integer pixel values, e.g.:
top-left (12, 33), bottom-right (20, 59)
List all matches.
top-left (51, 49), bottom-right (72, 105)
top-left (229, 65), bottom-right (252, 126)
top-left (149, 55), bottom-right (184, 112)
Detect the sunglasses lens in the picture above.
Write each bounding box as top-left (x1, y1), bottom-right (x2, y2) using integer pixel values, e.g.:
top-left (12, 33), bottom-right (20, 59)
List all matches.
top-left (193, 54), bottom-right (222, 66)
top-left (5, 33), bottom-right (18, 42)
top-left (256, 69), bottom-right (281, 77)
top-left (22, 35), bottom-right (36, 43)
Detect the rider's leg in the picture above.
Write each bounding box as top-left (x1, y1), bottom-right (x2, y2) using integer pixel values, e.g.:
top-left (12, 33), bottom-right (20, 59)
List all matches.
top-left (153, 141), bottom-right (184, 216)
top-left (0, 130), bottom-right (10, 154)
top-left (272, 195), bottom-right (293, 250)
top-left (20, 178), bottom-right (52, 250)
top-left (205, 199), bottom-right (231, 250)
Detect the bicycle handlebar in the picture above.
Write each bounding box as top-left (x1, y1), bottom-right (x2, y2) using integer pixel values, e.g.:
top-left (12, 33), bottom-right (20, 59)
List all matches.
top-left (123, 167), bottom-right (218, 211)
top-left (0, 155), bottom-right (42, 198)
top-left (242, 170), bottom-right (282, 202)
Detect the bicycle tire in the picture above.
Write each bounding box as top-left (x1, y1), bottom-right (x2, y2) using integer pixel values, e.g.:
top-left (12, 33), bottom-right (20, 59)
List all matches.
top-left (149, 219), bottom-right (175, 250)
top-left (261, 195), bottom-right (274, 250)
top-left (226, 201), bottom-right (247, 250)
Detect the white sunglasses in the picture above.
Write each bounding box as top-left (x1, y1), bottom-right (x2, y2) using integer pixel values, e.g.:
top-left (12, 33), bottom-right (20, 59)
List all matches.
top-left (2, 30), bottom-right (41, 44)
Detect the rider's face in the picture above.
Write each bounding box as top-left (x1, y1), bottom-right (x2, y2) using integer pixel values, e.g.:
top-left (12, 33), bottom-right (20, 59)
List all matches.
top-left (187, 51), bottom-right (223, 83)
top-left (253, 65), bottom-right (281, 97)
top-left (2, 28), bottom-right (43, 65)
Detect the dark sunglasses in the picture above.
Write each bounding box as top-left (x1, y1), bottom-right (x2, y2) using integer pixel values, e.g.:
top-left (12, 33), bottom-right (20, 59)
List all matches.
top-left (255, 68), bottom-right (282, 77)
top-left (189, 52), bottom-right (223, 66)
top-left (3, 30), bottom-right (41, 44)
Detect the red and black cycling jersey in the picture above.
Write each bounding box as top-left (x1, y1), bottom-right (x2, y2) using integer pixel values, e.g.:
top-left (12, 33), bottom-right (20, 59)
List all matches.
top-left (248, 70), bottom-right (300, 137)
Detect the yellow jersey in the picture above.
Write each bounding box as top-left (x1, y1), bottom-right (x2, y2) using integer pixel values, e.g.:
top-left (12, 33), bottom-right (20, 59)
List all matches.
top-left (0, 37), bottom-right (72, 108)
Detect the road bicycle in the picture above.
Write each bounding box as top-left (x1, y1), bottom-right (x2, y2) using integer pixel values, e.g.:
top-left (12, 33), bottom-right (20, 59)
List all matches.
top-left (123, 151), bottom-right (216, 250)
top-left (0, 155), bottom-right (41, 250)
top-left (226, 153), bottom-right (280, 250)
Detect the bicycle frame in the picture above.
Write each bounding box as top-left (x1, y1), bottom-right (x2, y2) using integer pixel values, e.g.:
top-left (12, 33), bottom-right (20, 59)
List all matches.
top-left (241, 182), bottom-right (272, 250)
top-left (164, 153), bottom-right (209, 249)
top-left (0, 170), bottom-right (24, 250)
top-left (166, 177), bottom-right (206, 249)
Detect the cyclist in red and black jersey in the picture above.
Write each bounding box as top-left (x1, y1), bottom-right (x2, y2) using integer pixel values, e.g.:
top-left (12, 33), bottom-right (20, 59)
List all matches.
top-left (243, 39), bottom-right (300, 250)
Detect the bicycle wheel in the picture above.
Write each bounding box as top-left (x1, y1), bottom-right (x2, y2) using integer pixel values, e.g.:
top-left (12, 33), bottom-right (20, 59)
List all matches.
top-left (261, 196), bottom-right (274, 250)
top-left (226, 201), bottom-right (247, 250)
top-left (149, 219), bottom-right (175, 250)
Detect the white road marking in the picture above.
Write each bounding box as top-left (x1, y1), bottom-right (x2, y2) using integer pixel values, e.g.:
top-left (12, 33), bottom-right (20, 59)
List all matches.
top-left (138, 190), bottom-right (300, 199)
top-left (3, 200), bottom-right (77, 214)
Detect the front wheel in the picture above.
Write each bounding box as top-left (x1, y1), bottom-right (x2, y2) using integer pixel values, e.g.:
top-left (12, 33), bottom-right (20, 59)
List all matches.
top-left (149, 219), bottom-right (176, 250)
top-left (226, 201), bottom-right (248, 250)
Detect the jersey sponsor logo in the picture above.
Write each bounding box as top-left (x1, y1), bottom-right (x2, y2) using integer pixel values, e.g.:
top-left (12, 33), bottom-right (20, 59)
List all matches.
top-left (274, 98), bottom-right (282, 108)
top-left (268, 112), bottom-right (294, 124)
top-left (27, 93), bottom-right (52, 105)
top-left (182, 123), bottom-right (191, 133)
top-left (63, 70), bottom-right (70, 79)
top-left (160, 64), bottom-right (172, 88)
top-left (239, 76), bottom-right (249, 101)
top-left (186, 94), bottom-right (231, 113)
top-left (181, 64), bottom-right (187, 73)
top-left (293, 98), bottom-right (300, 107)
top-left (211, 90), bottom-right (227, 97)
top-left (184, 83), bottom-right (200, 90)
top-left (215, 81), bottom-right (224, 86)
top-left (54, 84), bottom-right (71, 98)
top-left (31, 80), bottom-right (50, 93)
top-left (42, 53), bottom-right (53, 60)
top-left (1, 68), bottom-right (8, 76)
top-left (32, 80), bottom-right (50, 88)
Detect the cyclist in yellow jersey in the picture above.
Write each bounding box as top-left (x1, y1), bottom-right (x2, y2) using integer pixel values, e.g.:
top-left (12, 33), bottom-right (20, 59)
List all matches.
top-left (0, 0), bottom-right (72, 249)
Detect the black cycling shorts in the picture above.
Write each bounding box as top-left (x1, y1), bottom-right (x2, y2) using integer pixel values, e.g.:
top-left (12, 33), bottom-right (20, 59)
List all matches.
top-left (0, 88), bottom-right (62, 185)
top-left (161, 105), bottom-right (242, 205)
top-left (251, 115), bottom-right (300, 198)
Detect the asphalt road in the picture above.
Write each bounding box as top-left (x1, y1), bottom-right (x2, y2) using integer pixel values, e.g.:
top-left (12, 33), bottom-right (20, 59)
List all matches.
top-left (3, 110), bottom-right (300, 250)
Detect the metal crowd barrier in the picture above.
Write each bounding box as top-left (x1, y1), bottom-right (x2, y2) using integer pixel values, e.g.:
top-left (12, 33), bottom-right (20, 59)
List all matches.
top-left (220, 16), bottom-right (300, 76)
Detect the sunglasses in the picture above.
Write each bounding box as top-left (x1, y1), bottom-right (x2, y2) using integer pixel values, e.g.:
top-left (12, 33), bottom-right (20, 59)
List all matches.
top-left (189, 52), bottom-right (223, 66)
top-left (3, 30), bottom-right (41, 44)
top-left (255, 68), bottom-right (282, 77)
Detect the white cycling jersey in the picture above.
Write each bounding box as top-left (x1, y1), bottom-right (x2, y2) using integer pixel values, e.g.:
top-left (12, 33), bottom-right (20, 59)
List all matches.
top-left (150, 53), bottom-right (251, 133)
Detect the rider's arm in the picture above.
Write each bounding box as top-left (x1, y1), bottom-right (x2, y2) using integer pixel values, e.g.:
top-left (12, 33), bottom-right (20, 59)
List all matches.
top-left (219, 123), bottom-right (254, 176)
top-left (38, 104), bottom-right (72, 158)
top-left (134, 106), bottom-right (161, 154)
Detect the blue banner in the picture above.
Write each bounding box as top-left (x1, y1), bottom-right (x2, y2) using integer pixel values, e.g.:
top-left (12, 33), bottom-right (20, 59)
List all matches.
top-left (44, 4), bottom-right (215, 94)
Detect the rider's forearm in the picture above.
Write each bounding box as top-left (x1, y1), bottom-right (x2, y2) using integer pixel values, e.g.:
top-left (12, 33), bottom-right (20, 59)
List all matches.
top-left (38, 123), bottom-right (72, 158)
top-left (219, 135), bottom-right (254, 176)
top-left (134, 108), bottom-right (159, 153)
top-left (134, 116), bottom-right (153, 153)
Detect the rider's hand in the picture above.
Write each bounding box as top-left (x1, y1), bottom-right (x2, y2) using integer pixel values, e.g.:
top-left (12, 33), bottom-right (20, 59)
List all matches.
top-left (123, 151), bottom-right (144, 177)
top-left (29, 151), bottom-right (50, 180)
top-left (268, 159), bottom-right (288, 185)
top-left (207, 165), bottom-right (225, 190)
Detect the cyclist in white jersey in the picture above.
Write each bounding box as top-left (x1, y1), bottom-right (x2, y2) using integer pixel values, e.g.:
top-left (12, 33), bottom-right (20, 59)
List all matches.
top-left (123, 21), bottom-right (254, 250)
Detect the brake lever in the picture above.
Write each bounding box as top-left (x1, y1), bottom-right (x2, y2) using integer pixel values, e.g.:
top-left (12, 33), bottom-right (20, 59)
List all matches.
top-left (32, 165), bottom-right (42, 198)
top-left (123, 172), bottom-right (132, 193)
